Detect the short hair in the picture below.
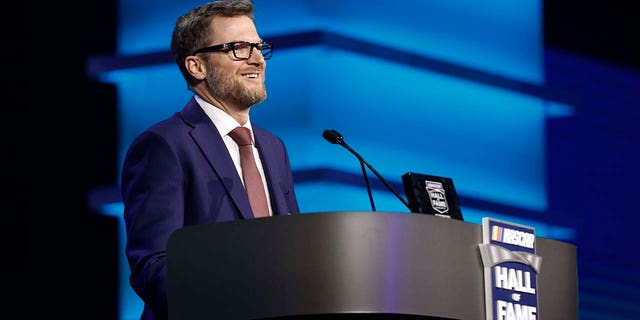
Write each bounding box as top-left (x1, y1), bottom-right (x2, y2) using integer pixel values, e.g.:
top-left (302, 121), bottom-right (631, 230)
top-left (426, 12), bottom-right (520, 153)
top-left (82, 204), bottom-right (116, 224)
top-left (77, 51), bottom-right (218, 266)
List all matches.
top-left (170, 0), bottom-right (255, 89)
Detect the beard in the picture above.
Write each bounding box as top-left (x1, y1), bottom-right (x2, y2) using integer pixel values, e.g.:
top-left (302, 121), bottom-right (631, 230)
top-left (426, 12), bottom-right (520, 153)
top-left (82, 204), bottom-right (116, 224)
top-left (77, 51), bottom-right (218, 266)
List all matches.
top-left (205, 68), bottom-right (267, 108)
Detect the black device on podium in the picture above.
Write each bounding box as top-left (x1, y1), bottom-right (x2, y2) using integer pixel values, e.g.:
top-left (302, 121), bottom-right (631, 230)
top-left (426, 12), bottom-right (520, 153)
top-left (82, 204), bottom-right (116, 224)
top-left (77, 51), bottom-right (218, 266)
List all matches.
top-left (402, 172), bottom-right (463, 220)
top-left (166, 211), bottom-right (577, 320)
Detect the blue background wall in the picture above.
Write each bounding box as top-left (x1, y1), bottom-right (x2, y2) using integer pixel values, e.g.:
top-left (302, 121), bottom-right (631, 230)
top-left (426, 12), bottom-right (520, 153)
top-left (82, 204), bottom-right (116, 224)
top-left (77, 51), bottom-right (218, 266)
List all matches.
top-left (29, 1), bottom-right (639, 319)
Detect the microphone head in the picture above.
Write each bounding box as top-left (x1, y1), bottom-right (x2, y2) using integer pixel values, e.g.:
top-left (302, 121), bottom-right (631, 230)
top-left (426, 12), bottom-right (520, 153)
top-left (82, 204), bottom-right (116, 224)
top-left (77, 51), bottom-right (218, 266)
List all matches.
top-left (322, 129), bottom-right (344, 144)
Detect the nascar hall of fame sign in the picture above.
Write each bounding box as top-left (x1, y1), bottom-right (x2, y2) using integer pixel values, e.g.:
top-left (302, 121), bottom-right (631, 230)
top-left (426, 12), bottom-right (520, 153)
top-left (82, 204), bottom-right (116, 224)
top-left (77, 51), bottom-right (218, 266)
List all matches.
top-left (425, 181), bottom-right (449, 216)
top-left (478, 218), bottom-right (542, 320)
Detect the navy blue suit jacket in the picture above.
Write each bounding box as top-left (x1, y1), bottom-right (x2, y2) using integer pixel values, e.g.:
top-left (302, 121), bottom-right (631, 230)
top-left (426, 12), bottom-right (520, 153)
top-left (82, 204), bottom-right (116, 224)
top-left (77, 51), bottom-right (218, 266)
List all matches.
top-left (121, 98), bottom-right (300, 319)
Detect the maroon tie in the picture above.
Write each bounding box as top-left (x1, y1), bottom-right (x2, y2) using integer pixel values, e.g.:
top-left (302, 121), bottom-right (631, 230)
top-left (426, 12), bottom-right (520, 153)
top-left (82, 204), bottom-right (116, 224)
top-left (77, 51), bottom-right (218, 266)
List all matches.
top-left (229, 127), bottom-right (270, 218)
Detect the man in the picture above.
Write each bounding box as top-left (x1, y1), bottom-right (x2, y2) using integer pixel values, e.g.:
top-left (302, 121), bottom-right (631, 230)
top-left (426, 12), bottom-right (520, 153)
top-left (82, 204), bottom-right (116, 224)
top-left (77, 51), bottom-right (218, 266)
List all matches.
top-left (120, 1), bottom-right (300, 319)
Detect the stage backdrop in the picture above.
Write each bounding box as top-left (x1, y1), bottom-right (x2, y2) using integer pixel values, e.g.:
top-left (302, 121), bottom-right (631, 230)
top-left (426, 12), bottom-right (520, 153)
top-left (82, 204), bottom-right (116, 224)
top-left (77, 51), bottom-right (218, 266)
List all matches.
top-left (87, 1), bottom-right (590, 319)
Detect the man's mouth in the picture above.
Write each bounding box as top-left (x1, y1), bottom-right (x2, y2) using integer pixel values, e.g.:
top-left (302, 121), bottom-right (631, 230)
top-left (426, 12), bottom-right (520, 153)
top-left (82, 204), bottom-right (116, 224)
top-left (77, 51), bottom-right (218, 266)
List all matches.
top-left (242, 73), bottom-right (259, 79)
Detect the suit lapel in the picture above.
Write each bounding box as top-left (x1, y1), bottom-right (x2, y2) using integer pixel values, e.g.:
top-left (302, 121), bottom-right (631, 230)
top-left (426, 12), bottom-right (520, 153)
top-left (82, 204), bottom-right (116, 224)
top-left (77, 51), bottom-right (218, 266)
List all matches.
top-left (254, 129), bottom-right (287, 216)
top-left (181, 99), bottom-right (255, 220)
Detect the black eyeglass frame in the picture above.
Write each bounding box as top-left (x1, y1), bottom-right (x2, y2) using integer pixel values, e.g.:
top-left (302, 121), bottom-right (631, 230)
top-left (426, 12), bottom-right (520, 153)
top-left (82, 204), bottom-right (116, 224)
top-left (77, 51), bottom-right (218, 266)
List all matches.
top-left (191, 41), bottom-right (273, 60)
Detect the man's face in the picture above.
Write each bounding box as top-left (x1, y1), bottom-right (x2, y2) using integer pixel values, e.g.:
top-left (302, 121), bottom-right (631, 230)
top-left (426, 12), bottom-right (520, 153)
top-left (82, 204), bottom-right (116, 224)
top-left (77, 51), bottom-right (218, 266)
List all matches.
top-left (205, 15), bottom-right (267, 108)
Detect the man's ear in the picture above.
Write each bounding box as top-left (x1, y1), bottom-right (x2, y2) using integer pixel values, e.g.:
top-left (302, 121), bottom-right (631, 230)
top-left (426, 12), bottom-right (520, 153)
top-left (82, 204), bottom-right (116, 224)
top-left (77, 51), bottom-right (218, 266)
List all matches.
top-left (185, 56), bottom-right (207, 80)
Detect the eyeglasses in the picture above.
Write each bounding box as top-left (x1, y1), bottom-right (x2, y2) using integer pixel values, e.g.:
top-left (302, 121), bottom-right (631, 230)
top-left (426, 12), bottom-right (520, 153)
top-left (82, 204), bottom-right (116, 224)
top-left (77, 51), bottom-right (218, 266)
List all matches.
top-left (192, 41), bottom-right (273, 60)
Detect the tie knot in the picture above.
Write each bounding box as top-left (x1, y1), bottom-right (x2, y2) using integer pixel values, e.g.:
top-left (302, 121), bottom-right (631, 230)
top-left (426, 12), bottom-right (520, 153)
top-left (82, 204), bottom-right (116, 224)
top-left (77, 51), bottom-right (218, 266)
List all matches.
top-left (229, 126), bottom-right (253, 146)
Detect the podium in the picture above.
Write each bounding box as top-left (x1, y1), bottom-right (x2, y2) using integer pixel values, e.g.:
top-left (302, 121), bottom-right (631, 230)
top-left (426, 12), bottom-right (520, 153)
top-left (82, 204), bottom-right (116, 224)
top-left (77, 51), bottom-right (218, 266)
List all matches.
top-left (167, 211), bottom-right (577, 320)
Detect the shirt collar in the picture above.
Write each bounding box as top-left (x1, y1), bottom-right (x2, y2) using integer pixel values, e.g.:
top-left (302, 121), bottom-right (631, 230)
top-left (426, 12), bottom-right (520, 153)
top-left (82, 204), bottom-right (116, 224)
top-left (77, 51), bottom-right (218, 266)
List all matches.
top-left (194, 95), bottom-right (253, 138)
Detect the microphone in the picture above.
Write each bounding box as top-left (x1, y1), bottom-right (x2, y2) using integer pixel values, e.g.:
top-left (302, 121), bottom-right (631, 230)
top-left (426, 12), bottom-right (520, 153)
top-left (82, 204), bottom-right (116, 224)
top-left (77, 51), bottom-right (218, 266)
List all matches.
top-left (322, 129), bottom-right (411, 211)
top-left (324, 130), bottom-right (376, 210)
top-left (322, 129), bottom-right (344, 145)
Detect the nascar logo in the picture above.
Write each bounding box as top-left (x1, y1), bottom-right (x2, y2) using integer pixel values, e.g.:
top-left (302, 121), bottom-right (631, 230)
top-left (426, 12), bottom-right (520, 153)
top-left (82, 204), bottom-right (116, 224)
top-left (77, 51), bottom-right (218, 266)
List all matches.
top-left (480, 218), bottom-right (540, 320)
top-left (491, 226), bottom-right (535, 249)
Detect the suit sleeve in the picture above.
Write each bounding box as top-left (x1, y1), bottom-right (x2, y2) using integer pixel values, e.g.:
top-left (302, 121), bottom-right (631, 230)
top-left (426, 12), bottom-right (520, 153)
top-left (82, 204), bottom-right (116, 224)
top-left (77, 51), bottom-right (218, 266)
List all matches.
top-left (120, 130), bottom-right (186, 318)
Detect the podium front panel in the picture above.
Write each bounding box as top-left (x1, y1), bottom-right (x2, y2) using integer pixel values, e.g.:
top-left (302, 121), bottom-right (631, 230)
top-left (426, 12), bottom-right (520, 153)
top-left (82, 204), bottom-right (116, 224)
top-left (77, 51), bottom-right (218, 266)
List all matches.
top-left (167, 211), bottom-right (577, 320)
